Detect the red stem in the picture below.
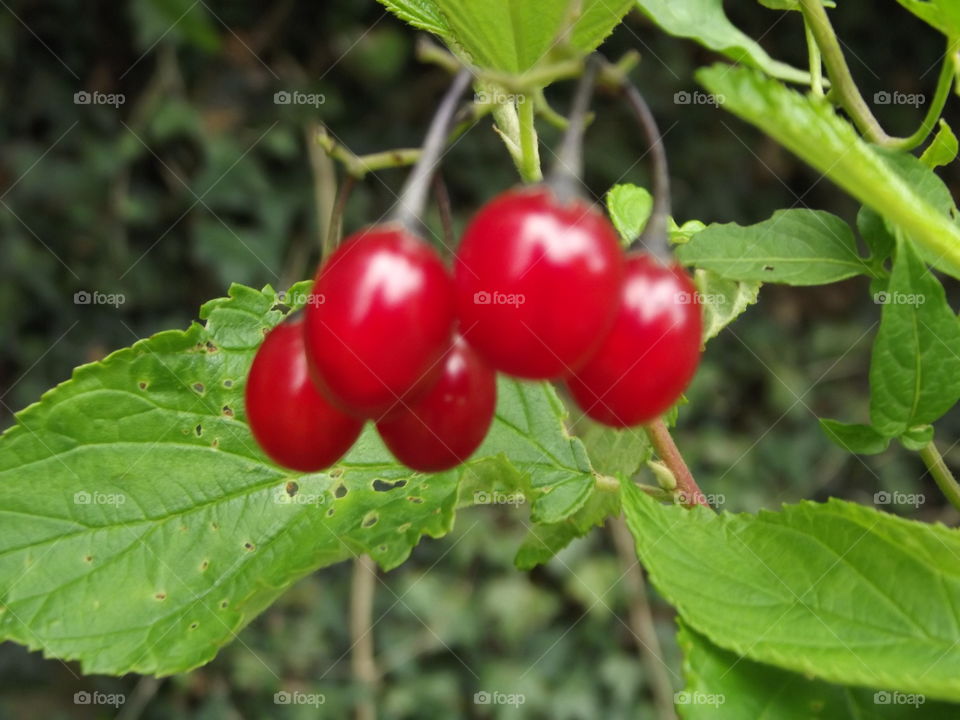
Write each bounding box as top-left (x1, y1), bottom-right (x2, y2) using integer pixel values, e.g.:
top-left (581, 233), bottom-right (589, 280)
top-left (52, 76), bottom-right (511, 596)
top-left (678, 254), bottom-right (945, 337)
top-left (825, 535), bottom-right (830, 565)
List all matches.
top-left (645, 419), bottom-right (710, 509)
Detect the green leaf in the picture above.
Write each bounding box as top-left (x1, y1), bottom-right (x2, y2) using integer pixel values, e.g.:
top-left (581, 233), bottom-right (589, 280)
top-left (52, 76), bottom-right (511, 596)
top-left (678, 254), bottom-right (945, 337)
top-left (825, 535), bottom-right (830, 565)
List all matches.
top-left (895, 0), bottom-right (960, 41)
top-left (679, 621), bottom-right (959, 719)
top-left (635, 0), bottom-right (812, 84)
top-left (434, 0), bottom-right (633, 73)
top-left (920, 119), bottom-right (959, 168)
top-left (668, 217), bottom-right (707, 244)
top-left (869, 239), bottom-right (960, 436)
top-left (477, 378), bottom-right (595, 524)
top-left (0, 285), bottom-right (596, 676)
top-left (757, 0), bottom-right (835, 9)
top-left (575, 419), bottom-right (651, 479)
top-left (757, 0), bottom-right (799, 8)
top-left (514, 487), bottom-right (620, 570)
top-left (900, 425), bottom-right (935, 452)
top-left (623, 483), bottom-right (960, 701)
top-left (698, 64), bottom-right (960, 280)
top-left (873, 151), bottom-right (958, 271)
top-left (819, 418), bottom-right (891, 455)
top-left (677, 209), bottom-right (869, 285)
top-left (377, 0), bottom-right (450, 36)
top-left (694, 269), bottom-right (760, 342)
top-left (858, 205), bottom-right (896, 263)
top-left (606, 183), bottom-right (653, 245)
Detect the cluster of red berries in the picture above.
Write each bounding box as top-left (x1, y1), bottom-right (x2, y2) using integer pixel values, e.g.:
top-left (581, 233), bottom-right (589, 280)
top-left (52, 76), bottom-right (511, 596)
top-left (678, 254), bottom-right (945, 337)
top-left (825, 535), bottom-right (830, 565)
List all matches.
top-left (245, 182), bottom-right (702, 475)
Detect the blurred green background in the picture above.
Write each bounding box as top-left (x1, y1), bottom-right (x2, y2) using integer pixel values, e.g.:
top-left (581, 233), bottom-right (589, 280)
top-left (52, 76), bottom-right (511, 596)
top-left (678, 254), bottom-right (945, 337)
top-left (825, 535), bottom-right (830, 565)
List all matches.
top-left (1, 1), bottom-right (959, 718)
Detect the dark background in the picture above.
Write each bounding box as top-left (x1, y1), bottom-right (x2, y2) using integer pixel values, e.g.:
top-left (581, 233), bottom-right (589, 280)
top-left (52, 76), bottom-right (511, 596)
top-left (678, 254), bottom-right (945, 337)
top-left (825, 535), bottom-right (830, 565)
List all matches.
top-left (0, 1), bottom-right (958, 718)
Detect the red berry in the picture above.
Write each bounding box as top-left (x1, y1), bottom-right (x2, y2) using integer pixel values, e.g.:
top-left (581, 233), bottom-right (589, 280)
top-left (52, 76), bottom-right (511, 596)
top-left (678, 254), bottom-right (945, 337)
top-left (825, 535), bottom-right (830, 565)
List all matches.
top-left (376, 335), bottom-right (496, 472)
top-left (454, 187), bottom-right (624, 379)
top-left (566, 254), bottom-right (702, 427)
top-left (245, 318), bottom-right (363, 472)
top-left (304, 225), bottom-right (455, 418)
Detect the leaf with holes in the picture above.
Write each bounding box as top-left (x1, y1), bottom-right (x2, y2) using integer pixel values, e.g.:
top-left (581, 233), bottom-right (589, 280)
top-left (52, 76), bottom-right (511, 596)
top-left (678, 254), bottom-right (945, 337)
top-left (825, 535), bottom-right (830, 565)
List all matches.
top-left (0, 284), bottom-right (598, 676)
top-left (623, 482), bottom-right (960, 701)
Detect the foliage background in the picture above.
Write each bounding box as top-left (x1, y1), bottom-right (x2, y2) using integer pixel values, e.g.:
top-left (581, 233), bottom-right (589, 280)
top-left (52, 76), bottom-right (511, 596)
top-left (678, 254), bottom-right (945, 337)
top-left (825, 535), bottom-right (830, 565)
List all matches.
top-left (0, 1), bottom-right (958, 717)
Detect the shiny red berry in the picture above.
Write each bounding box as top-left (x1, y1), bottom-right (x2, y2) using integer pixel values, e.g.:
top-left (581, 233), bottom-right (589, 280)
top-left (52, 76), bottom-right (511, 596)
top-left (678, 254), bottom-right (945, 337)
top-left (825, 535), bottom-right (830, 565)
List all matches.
top-left (454, 187), bottom-right (624, 379)
top-left (304, 225), bottom-right (455, 418)
top-left (566, 254), bottom-right (702, 427)
top-left (245, 318), bottom-right (364, 472)
top-left (376, 335), bottom-right (496, 472)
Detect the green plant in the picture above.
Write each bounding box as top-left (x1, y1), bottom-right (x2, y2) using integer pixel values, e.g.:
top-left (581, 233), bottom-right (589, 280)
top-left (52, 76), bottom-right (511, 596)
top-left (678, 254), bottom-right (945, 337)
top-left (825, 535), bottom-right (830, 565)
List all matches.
top-left (2, 1), bottom-right (960, 717)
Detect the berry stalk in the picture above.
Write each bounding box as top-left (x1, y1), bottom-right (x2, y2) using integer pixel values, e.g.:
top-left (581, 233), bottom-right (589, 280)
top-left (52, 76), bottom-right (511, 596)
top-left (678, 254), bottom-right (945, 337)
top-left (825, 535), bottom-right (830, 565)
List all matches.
top-left (548, 55), bottom-right (600, 204)
top-left (621, 79), bottom-right (672, 264)
top-left (393, 69), bottom-right (473, 232)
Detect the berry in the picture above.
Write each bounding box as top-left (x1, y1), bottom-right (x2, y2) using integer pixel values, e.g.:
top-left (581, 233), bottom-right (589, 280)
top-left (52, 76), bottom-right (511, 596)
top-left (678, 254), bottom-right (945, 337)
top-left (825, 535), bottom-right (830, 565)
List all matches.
top-left (454, 187), bottom-right (624, 379)
top-left (566, 254), bottom-right (702, 427)
top-left (245, 318), bottom-right (363, 472)
top-left (376, 335), bottom-right (496, 472)
top-left (304, 225), bottom-right (455, 418)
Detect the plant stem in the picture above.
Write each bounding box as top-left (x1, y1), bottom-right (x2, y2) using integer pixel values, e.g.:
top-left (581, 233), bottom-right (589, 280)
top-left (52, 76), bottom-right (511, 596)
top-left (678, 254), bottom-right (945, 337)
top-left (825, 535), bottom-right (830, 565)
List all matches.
top-left (317, 128), bottom-right (422, 179)
top-left (484, 59), bottom-right (583, 94)
top-left (610, 516), bottom-right (678, 720)
top-left (893, 38), bottom-right (958, 151)
top-left (799, 0), bottom-right (954, 150)
top-left (644, 419), bottom-right (710, 508)
top-left (415, 37), bottom-right (582, 94)
top-left (432, 173), bottom-right (455, 254)
top-left (394, 69), bottom-right (472, 232)
top-left (621, 79), bottom-right (671, 262)
top-left (306, 121), bottom-right (336, 252)
top-left (324, 175), bottom-right (355, 259)
top-left (919, 440), bottom-right (960, 513)
top-left (351, 555), bottom-right (379, 720)
top-left (548, 55), bottom-right (599, 202)
top-left (518, 95), bottom-right (543, 183)
top-left (804, 17), bottom-right (824, 98)
top-left (798, 0), bottom-right (891, 144)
